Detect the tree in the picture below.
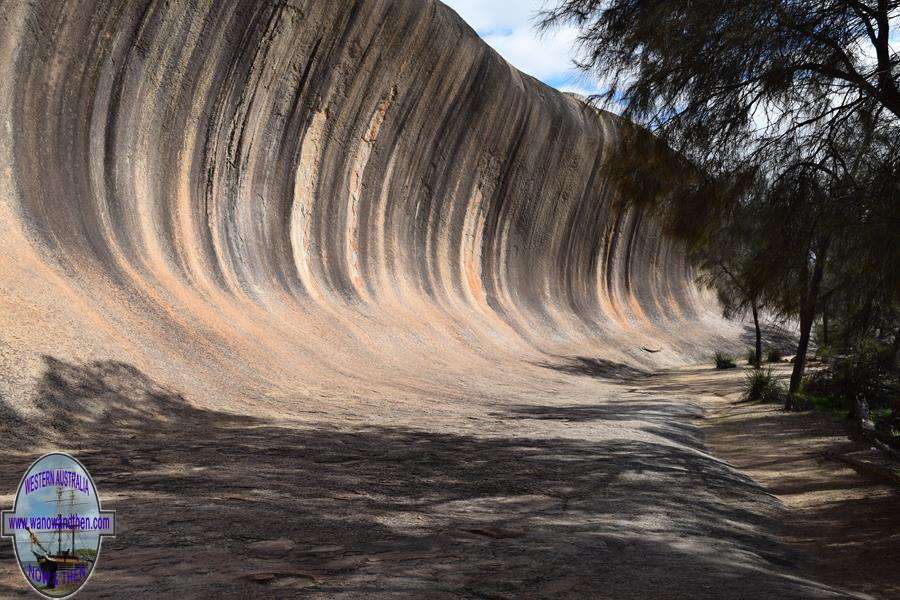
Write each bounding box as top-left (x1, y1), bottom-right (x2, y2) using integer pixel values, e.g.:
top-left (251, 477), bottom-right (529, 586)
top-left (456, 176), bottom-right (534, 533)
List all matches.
top-left (804, 123), bottom-right (900, 420)
top-left (539, 0), bottom-right (900, 160)
top-left (693, 199), bottom-right (770, 368)
top-left (814, 125), bottom-right (900, 359)
top-left (750, 166), bottom-right (834, 405)
top-left (753, 114), bottom-right (898, 406)
top-left (541, 0), bottom-right (899, 405)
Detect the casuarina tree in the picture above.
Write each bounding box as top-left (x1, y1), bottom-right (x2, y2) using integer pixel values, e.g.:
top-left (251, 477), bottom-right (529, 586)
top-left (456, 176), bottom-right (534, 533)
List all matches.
top-left (541, 0), bottom-right (899, 405)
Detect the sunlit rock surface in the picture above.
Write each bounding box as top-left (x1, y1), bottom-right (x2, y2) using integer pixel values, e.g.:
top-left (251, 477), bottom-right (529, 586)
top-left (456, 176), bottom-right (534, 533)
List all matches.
top-left (0, 2), bottom-right (849, 599)
top-left (0, 0), bottom-right (732, 416)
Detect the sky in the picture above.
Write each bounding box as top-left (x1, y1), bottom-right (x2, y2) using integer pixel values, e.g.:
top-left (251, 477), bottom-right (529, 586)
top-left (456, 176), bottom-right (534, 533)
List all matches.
top-left (441, 0), bottom-right (603, 97)
top-left (441, 2), bottom-right (900, 110)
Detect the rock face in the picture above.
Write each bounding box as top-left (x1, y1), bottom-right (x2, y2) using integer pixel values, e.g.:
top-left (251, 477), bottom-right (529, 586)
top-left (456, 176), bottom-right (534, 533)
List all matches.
top-left (247, 538), bottom-right (296, 558)
top-left (0, 0), bottom-right (733, 419)
top-left (0, 4), bottom-right (855, 599)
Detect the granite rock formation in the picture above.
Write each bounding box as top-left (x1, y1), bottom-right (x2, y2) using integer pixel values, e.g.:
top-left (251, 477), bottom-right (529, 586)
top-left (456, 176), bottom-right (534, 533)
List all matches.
top-left (0, 0), bottom-right (732, 418)
top-left (0, 3), bottom-right (845, 599)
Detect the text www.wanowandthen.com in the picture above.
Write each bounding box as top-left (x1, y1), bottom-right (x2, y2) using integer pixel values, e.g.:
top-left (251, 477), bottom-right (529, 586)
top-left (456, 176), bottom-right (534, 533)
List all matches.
top-left (7, 514), bottom-right (112, 532)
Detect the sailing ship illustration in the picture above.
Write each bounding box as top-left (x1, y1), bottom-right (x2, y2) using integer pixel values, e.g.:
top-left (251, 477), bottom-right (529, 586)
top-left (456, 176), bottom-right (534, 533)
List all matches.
top-left (23, 487), bottom-right (93, 592)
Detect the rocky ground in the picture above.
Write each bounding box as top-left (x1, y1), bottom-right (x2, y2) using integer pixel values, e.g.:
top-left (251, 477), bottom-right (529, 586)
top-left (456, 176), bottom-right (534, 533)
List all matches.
top-left (3, 361), bottom-right (893, 599)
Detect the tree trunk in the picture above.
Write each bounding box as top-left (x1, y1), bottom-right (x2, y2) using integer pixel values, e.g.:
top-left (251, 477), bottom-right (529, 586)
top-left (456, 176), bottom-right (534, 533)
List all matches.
top-left (751, 302), bottom-right (762, 368)
top-left (892, 326), bottom-right (900, 422)
top-left (822, 307), bottom-right (829, 347)
top-left (787, 307), bottom-right (814, 409)
top-left (892, 324), bottom-right (900, 363)
top-left (786, 238), bottom-right (830, 410)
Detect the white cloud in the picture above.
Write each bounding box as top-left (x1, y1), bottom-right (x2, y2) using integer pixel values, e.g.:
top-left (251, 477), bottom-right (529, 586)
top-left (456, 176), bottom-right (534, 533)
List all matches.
top-left (481, 25), bottom-right (580, 81)
top-left (440, 0), bottom-right (537, 32)
top-left (556, 83), bottom-right (600, 99)
top-left (442, 0), bottom-right (604, 95)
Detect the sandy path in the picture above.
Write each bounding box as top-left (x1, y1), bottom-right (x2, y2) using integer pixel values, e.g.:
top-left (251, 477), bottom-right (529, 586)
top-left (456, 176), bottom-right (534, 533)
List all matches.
top-left (672, 366), bottom-right (900, 600)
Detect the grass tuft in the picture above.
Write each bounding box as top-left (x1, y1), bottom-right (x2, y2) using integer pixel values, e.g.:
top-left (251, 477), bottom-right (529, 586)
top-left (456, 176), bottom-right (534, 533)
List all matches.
top-left (742, 367), bottom-right (784, 403)
top-left (714, 351), bottom-right (737, 369)
top-left (746, 349), bottom-right (759, 365)
top-left (765, 347), bottom-right (783, 363)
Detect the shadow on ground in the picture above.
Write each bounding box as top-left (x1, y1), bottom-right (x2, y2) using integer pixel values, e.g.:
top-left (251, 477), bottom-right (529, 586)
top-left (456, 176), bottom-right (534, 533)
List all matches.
top-left (741, 323), bottom-right (798, 355)
top-left (498, 402), bottom-right (705, 451)
top-left (632, 367), bottom-right (756, 398)
top-left (532, 356), bottom-right (648, 381)
top-left (695, 369), bottom-right (900, 600)
top-left (0, 357), bottom-right (855, 599)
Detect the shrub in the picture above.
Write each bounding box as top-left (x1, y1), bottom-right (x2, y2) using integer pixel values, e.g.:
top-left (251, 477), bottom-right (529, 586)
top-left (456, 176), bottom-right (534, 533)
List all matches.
top-left (746, 349), bottom-right (759, 365)
top-left (793, 390), bottom-right (847, 416)
top-left (815, 345), bottom-right (836, 360)
top-left (873, 409), bottom-right (900, 446)
top-left (743, 368), bottom-right (784, 403)
top-left (804, 340), bottom-right (896, 409)
top-left (714, 351), bottom-right (737, 369)
top-left (765, 347), bottom-right (783, 363)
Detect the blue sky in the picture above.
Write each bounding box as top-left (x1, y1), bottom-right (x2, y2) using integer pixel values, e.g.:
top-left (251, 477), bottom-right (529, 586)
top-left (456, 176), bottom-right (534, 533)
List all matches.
top-left (442, 0), bottom-right (603, 97)
top-left (442, 1), bottom-right (900, 109)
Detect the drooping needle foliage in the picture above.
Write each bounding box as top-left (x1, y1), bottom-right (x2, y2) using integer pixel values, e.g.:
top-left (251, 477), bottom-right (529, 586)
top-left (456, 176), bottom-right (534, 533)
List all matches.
top-left (542, 0), bottom-right (899, 414)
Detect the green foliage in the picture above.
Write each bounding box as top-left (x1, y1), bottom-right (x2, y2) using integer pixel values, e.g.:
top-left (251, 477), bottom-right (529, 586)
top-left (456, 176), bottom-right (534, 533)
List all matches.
top-left (746, 349), bottom-right (759, 365)
top-left (742, 368), bottom-right (784, 403)
top-left (871, 409), bottom-right (900, 443)
top-left (794, 390), bottom-right (850, 418)
top-left (714, 352), bottom-right (737, 370)
top-left (794, 387), bottom-right (899, 444)
top-left (539, 1), bottom-right (900, 159)
top-left (805, 341), bottom-right (897, 409)
top-left (871, 408), bottom-right (893, 425)
top-left (765, 348), bottom-right (783, 363)
top-left (815, 345), bottom-right (836, 360)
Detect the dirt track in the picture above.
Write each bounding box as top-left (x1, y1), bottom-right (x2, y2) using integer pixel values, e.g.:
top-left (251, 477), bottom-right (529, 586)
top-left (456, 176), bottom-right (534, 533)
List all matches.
top-left (696, 366), bottom-right (900, 600)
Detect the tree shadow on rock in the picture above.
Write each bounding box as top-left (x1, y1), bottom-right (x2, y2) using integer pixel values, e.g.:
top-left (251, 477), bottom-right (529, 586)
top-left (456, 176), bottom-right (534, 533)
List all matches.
top-left (0, 356), bottom-right (853, 599)
top-left (742, 323), bottom-right (798, 355)
top-left (532, 356), bottom-right (649, 382)
top-left (0, 390), bottom-right (36, 447)
top-left (33, 355), bottom-right (220, 434)
top-left (500, 401), bottom-right (705, 450)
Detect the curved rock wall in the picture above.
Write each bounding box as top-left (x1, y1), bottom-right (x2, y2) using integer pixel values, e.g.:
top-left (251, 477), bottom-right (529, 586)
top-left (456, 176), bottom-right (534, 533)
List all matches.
top-left (0, 0), bottom-right (733, 421)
